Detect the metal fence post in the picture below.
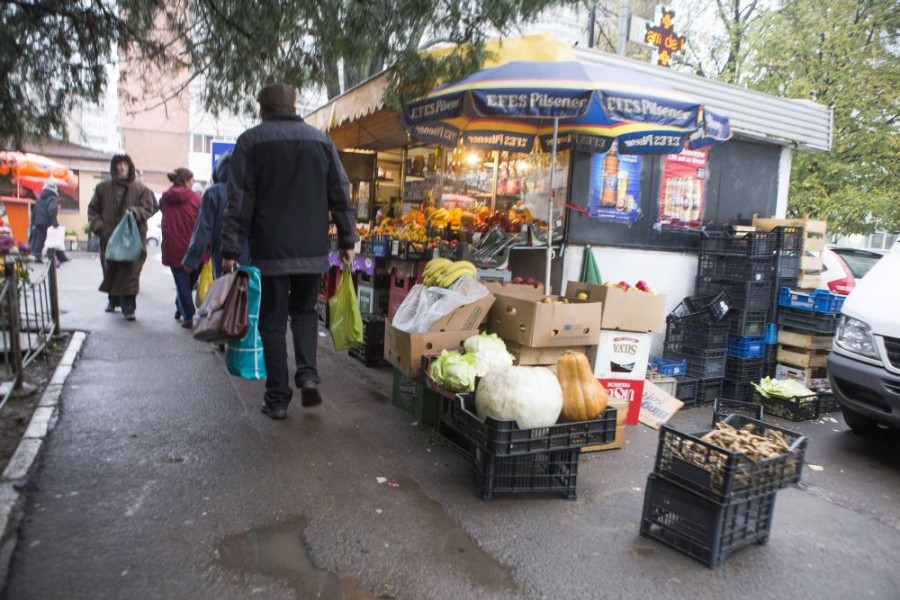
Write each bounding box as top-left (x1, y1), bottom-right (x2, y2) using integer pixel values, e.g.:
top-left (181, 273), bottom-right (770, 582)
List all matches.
top-left (5, 261), bottom-right (23, 390)
top-left (47, 248), bottom-right (60, 336)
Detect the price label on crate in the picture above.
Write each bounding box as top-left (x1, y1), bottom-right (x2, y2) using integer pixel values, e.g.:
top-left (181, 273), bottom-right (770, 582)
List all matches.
top-left (639, 381), bottom-right (684, 429)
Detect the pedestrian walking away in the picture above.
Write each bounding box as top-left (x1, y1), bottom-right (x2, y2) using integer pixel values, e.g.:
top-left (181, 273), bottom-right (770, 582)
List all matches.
top-left (182, 151), bottom-right (249, 281)
top-left (87, 154), bottom-right (155, 320)
top-left (221, 82), bottom-right (357, 420)
top-left (28, 181), bottom-right (59, 263)
top-left (160, 167), bottom-right (204, 328)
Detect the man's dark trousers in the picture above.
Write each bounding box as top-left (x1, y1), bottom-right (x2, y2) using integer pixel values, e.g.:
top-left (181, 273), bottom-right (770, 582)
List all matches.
top-left (259, 273), bottom-right (322, 408)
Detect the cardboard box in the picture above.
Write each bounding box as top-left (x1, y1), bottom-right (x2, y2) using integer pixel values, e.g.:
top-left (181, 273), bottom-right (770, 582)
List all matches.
top-left (569, 284), bottom-right (666, 333)
top-left (481, 280), bottom-right (545, 296)
top-left (489, 283), bottom-right (603, 347)
top-left (505, 342), bottom-right (589, 366)
top-left (599, 378), bottom-right (645, 425)
top-left (384, 325), bottom-right (482, 379)
top-left (775, 363), bottom-right (830, 390)
top-left (590, 330), bottom-right (653, 380)
top-left (358, 284), bottom-right (388, 315)
top-left (581, 398), bottom-right (629, 452)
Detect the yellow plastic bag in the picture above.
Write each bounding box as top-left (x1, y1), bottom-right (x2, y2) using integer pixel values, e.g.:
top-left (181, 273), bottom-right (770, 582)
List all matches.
top-left (328, 263), bottom-right (363, 351)
top-left (195, 260), bottom-right (213, 307)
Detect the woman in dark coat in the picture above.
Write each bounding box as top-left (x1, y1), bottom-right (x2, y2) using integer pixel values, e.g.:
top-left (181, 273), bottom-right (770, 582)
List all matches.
top-left (87, 154), bottom-right (155, 320)
top-left (160, 167), bottom-right (203, 328)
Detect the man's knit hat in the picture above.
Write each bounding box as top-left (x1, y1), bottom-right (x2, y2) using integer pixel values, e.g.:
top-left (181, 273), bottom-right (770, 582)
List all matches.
top-left (256, 83), bottom-right (296, 109)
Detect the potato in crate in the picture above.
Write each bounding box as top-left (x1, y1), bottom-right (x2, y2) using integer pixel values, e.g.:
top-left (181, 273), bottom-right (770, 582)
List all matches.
top-left (653, 414), bottom-right (807, 503)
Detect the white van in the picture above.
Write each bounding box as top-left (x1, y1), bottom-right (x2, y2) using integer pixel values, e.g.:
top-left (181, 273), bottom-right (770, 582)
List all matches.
top-left (827, 251), bottom-right (900, 433)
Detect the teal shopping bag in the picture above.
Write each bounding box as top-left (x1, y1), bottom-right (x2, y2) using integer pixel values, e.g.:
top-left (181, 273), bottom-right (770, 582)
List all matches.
top-left (105, 211), bottom-right (142, 262)
top-left (225, 266), bottom-right (267, 379)
top-left (328, 262), bottom-right (363, 351)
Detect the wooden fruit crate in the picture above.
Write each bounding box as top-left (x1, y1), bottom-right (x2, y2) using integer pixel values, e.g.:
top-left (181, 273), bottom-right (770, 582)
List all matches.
top-left (777, 329), bottom-right (833, 350)
top-left (777, 344), bottom-right (830, 369)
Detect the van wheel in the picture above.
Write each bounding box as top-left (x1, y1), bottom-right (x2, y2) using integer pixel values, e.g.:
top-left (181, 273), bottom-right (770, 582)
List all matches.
top-left (842, 406), bottom-right (878, 435)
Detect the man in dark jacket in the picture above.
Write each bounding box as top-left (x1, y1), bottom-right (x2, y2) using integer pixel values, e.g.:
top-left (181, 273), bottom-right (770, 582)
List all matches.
top-left (29, 181), bottom-right (59, 263)
top-left (221, 83), bottom-right (356, 420)
top-left (183, 151), bottom-right (249, 278)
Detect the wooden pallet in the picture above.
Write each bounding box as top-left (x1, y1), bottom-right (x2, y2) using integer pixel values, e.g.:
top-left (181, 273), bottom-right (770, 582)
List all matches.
top-left (777, 329), bottom-right (833, 350)
top-left (777, 344), bottom-right (830, 369)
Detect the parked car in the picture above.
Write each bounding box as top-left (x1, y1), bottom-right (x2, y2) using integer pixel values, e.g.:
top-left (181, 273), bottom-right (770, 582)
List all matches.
top-left (146, 211), bottom-right (162, 246)
top-left (827, 251), bottom-right (900, 433)
top-left (818, 246), bottom-right (883, 295)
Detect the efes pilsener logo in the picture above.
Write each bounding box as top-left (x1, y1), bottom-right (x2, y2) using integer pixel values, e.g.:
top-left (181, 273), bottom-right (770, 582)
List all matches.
top-left (605, 97), bottom-right (693, 123)
top-left (621, 133), bottom-right (683, 150)
top-left (464, 132), bottom-right (530, 150)
top-left (483, 92), bottom-right (589, 112)
top-left (408, 97), bottom-right (462, 121)
top-left (705, 114), bottom-right (728, 138)
top-left (413, 124), bottom-right (457, 143)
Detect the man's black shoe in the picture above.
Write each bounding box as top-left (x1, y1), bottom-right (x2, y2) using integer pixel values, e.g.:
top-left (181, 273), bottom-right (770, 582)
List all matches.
top-left (123, 312), bottom-right (136, 321)
top-left (300, 386), bottom-right (322, 408)
top-left (105, 303), bottom-right (117, 313)
top-left (261, 404), bottom-right (287, 420)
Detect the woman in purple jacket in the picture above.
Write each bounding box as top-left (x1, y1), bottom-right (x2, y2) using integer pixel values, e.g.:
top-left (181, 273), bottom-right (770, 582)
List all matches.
top-left (160, 168), bottom-right (204, 329)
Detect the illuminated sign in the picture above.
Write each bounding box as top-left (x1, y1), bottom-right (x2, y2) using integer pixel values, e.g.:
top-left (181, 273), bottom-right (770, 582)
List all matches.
top-left (645, 8), bottom-right (686, 67)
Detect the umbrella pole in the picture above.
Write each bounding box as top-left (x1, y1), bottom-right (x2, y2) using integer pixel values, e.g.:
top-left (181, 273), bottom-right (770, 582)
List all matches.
top-left (545, 118), bottom-right (559, 294)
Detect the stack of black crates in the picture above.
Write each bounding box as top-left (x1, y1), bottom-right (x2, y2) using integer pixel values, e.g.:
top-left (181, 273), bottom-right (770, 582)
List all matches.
top-left (674, 228), bottom-right (803, 403)
top-left (348, 313), bottom-right (388, 367)
top-left (640, 411), bottom-right (808, 567)
top-left (664, 291), bottom-right (730, 407)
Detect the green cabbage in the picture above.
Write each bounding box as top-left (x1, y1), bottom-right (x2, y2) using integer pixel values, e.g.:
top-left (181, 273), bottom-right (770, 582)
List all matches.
top-left (463, 332), bottom-right (514, 377)
top-left (752, 377), bottom-right (815, 399)
top-left (428, 350), bottom-right (477, 392)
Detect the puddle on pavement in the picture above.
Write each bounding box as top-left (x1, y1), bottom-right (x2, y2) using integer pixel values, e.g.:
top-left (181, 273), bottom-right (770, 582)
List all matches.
top-left (216, 517), bottom-right (373, 599)
top-left (216, 479), bottom-right (520, 598)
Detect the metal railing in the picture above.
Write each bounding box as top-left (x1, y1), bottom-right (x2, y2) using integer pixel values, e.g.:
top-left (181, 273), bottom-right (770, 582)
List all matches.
top-left (0, 250), bottom-right (60, 410)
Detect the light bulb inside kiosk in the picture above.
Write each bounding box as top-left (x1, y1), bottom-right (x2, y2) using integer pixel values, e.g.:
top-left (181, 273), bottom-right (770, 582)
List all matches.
top-left (466, 152), bottom-right (480, 166)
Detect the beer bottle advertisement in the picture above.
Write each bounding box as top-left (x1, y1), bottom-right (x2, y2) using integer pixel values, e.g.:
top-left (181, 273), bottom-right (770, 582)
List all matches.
top-left (586, 150), bottom-right (643, 224)
top-left (657, 146), bottom-right (709, 230)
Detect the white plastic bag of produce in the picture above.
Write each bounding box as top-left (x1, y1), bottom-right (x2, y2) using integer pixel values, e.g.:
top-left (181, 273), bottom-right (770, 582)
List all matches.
top-left (391, 276), bottom-right (488, 333)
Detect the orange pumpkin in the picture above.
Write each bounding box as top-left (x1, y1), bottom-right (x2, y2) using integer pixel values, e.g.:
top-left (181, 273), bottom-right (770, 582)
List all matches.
top-left (556, 351), bottom-right (609, 422)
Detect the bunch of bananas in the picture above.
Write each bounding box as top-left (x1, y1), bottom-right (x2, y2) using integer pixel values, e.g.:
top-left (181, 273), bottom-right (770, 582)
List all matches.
top-left (427, 208), bottom-right (451, 229)
top-left (422, 258), bottom-right (477, 288)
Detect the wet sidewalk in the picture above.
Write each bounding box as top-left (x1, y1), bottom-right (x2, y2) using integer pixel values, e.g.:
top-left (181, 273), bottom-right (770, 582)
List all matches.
top-left (2, 249), bottom-right (899, 599)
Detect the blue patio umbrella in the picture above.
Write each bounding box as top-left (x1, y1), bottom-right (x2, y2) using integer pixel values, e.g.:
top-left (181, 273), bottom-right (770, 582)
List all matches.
top-left (403, 60), bottom-right (730, 292)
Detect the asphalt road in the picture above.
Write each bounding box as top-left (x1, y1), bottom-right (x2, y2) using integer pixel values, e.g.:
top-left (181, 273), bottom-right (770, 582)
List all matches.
top-left (2, 249), bottom-right (899, 599)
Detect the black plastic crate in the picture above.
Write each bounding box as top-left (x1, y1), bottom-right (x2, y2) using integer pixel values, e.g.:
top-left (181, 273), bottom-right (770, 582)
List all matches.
top-left (697, 254), bottom-right (774, 284)
top-left (775, 252), bottom-right (801, 278)
top-left (666, 319), bottom-right (730, 349)
top-left (675, 376), bottom-right (698, 405)
top-left (712, 398), bottom-right (764, 426)
top-left (663, 346), bottom-right (726, 379)
top-left (474, 447), bottom-right (582, 501)
top-left (697, 279), bottom-right (773, 312)
top-left (700, 231), bottom-right (776, 258)
top-left (640, 474), bottom-right (776, 568)
top-left (348, 343), bottom-right (388, 367)
top-left (753, 391), bottom-right (843, 422)
top-left (773, 226), bottom-right (803, 251)
top-left (695, 378), bottom-right (724, 405)
top-left (727, 310), bottom-right (769, 337)
top-left (668, 290), bottom-right (731, 323)
top-left (725, 357), bottom-right (766, 382)
top-left (653, 414), bottom-right (808, 503)
top-left (777, 307), bottom-right (841, 335)
top-left (361, 313), bottom-right (386, 341)
top-left (437, 393), bottom-right (617, 458)
top-left (722, 380), bottom-right (756, 403)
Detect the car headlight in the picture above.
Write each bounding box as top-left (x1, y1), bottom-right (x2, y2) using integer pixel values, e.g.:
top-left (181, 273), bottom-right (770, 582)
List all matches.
top-left (834, 316), bottom-right (880, 361)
